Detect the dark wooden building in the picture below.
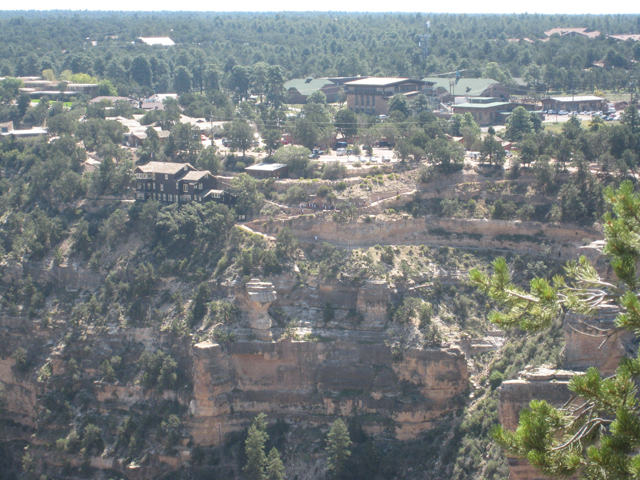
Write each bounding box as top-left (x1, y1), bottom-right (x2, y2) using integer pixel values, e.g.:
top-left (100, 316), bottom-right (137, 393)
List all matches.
top-left (134, 161), bottom-right (235, 205)
top-left (244, 163), bottom-right (288, 179)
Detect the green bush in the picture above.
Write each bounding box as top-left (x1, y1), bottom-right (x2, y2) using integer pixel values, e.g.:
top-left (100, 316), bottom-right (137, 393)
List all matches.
top-left (322, 162), bottom-right (346, 180)
top-left (335, 181), bottom-right (348, 192)
top-left (317, 184), bottom-right (332, 197)
top-left (286, 185), bottom-right (307, 204)
top-left (488, 371), bottom-right (503, 390)
top-left (390, 297), bottom-right (421, 324)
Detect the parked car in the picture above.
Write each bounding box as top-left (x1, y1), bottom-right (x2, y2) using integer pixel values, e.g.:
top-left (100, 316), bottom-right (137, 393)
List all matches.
top-left (382, 156), bottom-right (391, 162)
top-left (336, 148), bottom-right (347, 156)
top-left (334, 141), bottom-right (348, 150)
top-left (378, 140), bottom-right (394, 148)
top-left (309, 153), bottom-right (320, 159)
top-left (312, 148), bottom-right (325, 155)
top-left (558, 110), bottom-right (568, 115)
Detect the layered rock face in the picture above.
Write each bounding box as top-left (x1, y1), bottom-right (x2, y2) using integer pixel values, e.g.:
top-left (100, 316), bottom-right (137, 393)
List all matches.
top-left (189, 339), bottom-right (468, 446)
top-left (499, 310), bottom-right (633, 480)
top-left (356, 280), bottom-right (391, 330)
top-left (248, 215), bottom-right (603, 260)
top-left (0, 276), bottom-right (469, 479)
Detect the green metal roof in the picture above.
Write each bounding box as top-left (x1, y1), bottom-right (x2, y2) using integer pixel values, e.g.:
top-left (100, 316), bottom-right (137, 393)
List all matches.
top-left (284, 78), bottom-right (336, 96)
top-left (422, 77), bottom-right (503, 96)
top-left (453, 102), bottom-right (511, 109)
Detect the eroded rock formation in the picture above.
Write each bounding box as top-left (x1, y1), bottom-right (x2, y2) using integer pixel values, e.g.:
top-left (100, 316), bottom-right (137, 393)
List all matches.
top-left (189, 339), bottom-right (468, 446)
top-left (499, 310), bottom-right (634, 480)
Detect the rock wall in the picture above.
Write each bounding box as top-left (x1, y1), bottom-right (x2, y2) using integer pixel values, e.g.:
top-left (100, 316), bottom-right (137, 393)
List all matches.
top-left (3, 262), bottom-right (106, 289)
top-left (562, 311), bottom-right (636, 376)
top-left (1, 311), bottom-right (468, 479)
top-left (189, 339), bottom-right (468, 446)
top-left (248, 215), bottom-right (603, 260)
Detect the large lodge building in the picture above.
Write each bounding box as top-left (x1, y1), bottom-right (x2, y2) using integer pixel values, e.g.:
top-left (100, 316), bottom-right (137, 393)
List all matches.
top-left (134, 162), bottom-right (235, 205)
top-left (344, 77), bottom-right (435, 116)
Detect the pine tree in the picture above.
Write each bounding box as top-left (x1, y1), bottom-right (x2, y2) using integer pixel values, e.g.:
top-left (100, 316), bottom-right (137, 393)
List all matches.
top-left (265, 447), bottom-right (285, 480)
top-left (244, 413), bottom-right (268, 480)
top-left (326, 419), bottom-right (352, 477)
top-left (470, 181), bottom-right (640, 478)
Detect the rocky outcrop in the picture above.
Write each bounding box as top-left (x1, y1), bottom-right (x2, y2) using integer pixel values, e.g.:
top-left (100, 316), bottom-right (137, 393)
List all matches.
top-left (498, 309), bottom-right (630, 480)
top-left (189, 339), bottom-right (468, 445)
top-left (562, 310), bottom-right (634, 376)
top-left (238, 279), bottom-right (277, 341)
top-left (356, 280), bottom-right (391, 330)
top-left (3, 262), bottom-right (105, 289)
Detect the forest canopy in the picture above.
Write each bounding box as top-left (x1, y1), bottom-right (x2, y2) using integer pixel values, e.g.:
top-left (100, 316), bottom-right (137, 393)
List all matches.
top-left (0, 12), bottom-right (639, 97)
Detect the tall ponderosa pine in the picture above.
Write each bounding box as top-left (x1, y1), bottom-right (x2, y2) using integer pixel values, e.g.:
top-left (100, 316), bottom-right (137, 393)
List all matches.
top-left (326, 419), bottom-right (352, 477)
top-left (265, 447), bottom-right (285, 480)
top-left (244, 413), bottom-right (268, 480)
top-left (470, 180), bottom-right (640, 478)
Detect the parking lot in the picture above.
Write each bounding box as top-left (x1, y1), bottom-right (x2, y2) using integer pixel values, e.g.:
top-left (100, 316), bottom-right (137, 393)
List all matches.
top-left (310, 146), bottom-right (398, 164)
top-left (542, 111), bottom-right (620, 123)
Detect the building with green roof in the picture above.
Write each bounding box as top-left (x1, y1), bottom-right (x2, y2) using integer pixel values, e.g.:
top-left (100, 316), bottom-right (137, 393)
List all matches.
top-left (284, 78), bottom-right (340, 104)
top-left (422, 77), bottom-right (510, 103)
top-left (453, 97), bottom-right (540, 126)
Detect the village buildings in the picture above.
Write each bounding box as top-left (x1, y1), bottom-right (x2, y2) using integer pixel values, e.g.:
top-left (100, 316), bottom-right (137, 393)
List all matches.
top-left (541, 96), bottom-right (606, 112)
top-left (452, 97), bottom-right (541, 126)
top-left (344, 77), bottom-right (435, 116)
top-left (284, 78), bottom-right (341, 104)
top-left (17, 76), bottom-right (98, 97)
top-left (543, 27), bottom-right (601, 39)
top-left (423, 77), bottom-right (510, 104)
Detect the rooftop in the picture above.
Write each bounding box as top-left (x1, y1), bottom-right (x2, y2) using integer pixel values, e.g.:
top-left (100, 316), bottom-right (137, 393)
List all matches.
top-left (344, 77), bottom-right (412, 87)
top-left (90, 96), bottom-right (135, 104)
top-left (1, 127), bottom-right (48, 136)
top-left (136, 161), bottom-right (194, 175)
top-left (148, 93), bottom-right (179, 101)
top-left (139, 37), bottom-right (175, 46)
top-left (453, 102), bottom-right (511, 109)
top-left (182, 170), bottom-right (210, 181)
top-left (180, 115), bottom-right (208, 127)
top-left (284, 78), bottom-right (337, 96)
top-left (545, 96), bottom-right (603, 102)
top-left (544, 27), bottom-right (600, 38)
top-left (245, 163), bottom-right (287, 172)
top-left (422, 77), bottom-right (503, 96)
top-left (608, 34), bottom-right (640, 41)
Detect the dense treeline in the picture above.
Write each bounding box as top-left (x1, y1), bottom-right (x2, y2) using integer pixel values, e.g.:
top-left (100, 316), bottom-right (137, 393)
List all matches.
top-left (1, 12), bottom-right (640, 96)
